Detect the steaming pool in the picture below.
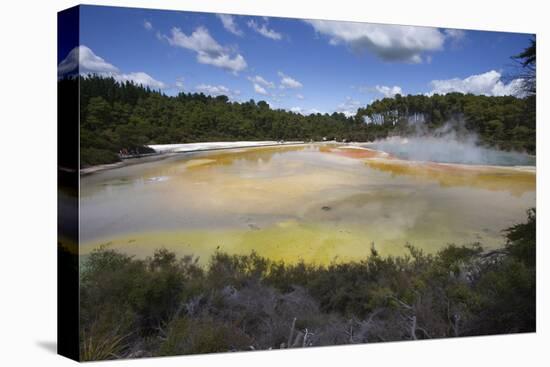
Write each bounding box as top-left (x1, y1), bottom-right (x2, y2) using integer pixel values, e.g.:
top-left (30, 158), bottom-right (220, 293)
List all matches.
top-left (80, 143), bottom-right (535, 264)
top-left (364, 137), bottom-right (536, 166)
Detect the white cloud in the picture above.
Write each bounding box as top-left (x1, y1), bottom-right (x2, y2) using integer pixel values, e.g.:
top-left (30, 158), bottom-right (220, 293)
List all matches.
top-left (143, 20), bottom-right (153, 31)
top-left (289, 106), bottom-right (322, 115)
top-left (247, 75), bottom-right (275, 89)
top-left (195, 84), bottom-right (240, 98)
top-left (58, 45), bottom-right (119, 76)
top-left (164, 26), bottom-right (247, 73)
top-left (305, 20), bottom-right (446, 63)
top-left (175, 77), bottom-right (185, 90)
top-left (217, 14), bottom-right (243, 36)
top-left (278, 71), bottom-right (303, 89)
top-left (195, 84), bottom-right (229, 95)
top-left (445, 29), bottom-right (465, 42)
top-left (335, 97), bottom-right (362, 117)
top-left (196, 53), bottom-right (247, 73)
top-left (58, 45), bottom-right (166, 89)
top-left (247, 20), bottom-right (282, 40)
top-left (247, 75), bottom-right (275, 96)
top-left (428, 70), bottom-right (524, 96)
top-left (444, 29), bottom-right (466, 49)
top-left (269, 93), bottom-right (287, 104)
top-left (115, 72), bottom-right (166, 90)
top-left (375, 85), bottom-right (403, 98)
top-left (253, 83), bottom-right (268, 95)
top-left (296, 94), bottom-right (305, 100)
top-left (165, 26), bottom-right (222, 53)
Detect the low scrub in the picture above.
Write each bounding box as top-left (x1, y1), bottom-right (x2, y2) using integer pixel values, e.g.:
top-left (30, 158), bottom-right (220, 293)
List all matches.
top-left (78, 210), bottom-right (535, 360)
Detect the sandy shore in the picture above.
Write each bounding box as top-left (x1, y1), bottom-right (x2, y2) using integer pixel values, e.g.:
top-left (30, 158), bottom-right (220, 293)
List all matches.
top-left (80, 141), bottom-right (306, 176)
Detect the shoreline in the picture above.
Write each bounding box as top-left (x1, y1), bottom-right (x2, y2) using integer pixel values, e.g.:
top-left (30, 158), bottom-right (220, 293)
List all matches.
top-left (343, 144), bottom-right (536, 172)
top-left (80, 140), bottom-right (536, 176)
top-left (80, 141), bottom-right (308, 176)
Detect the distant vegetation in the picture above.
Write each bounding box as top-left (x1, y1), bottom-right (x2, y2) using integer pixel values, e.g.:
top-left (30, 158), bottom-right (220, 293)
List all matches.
top-left (76, 210), bottom-right (535, 360)
top-left (356, 93), bottom-right (535, 153)
top-left (65, 40), bottom-right (535, 167)
top-left (72, 79), bottom-right (536, 167)
top-left (69, 76), bottom-right (535, 167)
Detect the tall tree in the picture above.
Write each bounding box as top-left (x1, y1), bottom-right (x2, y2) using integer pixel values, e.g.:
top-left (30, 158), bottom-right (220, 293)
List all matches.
top-left (513, 38), bottom-right (536, 95)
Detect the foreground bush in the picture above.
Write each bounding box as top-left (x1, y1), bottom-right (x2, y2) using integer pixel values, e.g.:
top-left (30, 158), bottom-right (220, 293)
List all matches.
top-left (78, 210), bottom-right (535, 360)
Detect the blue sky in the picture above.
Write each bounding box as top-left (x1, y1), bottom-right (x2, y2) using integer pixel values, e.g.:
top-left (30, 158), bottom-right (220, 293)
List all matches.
top-left (58, 5), bottom-right (534, 116)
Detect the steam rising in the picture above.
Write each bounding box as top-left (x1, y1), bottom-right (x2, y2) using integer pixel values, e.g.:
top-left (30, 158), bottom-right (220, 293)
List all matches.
top-left (364, 121), bottom-right (535, 167)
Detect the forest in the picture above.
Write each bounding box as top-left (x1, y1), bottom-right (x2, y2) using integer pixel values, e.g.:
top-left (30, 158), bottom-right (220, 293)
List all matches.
top-left (57, 35), bottom-right (535, 168)
top-left (67, 75), bottom-right (535, 167)
top-left (70, 209), bottom-right (535, 360)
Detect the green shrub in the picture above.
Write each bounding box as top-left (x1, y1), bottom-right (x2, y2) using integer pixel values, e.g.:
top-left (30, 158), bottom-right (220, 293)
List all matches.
top-left (79, 210), bottom-right (536, 357)
top-left (159, 317), bottom-right (252, 356)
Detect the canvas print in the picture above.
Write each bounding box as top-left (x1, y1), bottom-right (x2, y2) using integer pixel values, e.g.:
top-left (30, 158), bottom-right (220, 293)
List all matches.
top-left (57, 4), bottom-right (536, 361)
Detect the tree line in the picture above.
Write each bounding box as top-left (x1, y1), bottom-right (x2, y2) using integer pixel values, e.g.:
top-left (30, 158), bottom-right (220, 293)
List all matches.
top-left (68, 40), bottom-right (535, 167)
top-left (73, 75), bottom-right (367, 166)
top-left (69, 75), bottom-right (535, 167)
top-left (356, 92), bottom-right (535, 153)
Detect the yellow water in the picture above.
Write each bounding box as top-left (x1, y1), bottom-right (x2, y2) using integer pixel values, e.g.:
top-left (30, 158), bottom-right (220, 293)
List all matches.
top-left (80, 144), bottom-right (535, 264)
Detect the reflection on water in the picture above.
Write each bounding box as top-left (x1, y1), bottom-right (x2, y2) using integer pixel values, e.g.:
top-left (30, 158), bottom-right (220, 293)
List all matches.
top-left (80, 144), bottom-right (535, 264)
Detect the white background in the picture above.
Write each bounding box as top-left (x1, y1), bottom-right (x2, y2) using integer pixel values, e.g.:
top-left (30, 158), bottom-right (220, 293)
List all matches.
top-left (0, 0), bottom-right (548, 365)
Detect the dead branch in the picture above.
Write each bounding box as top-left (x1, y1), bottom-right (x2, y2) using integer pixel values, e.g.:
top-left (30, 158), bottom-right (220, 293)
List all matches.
top-left (287, 317), bottom-right (297, 347)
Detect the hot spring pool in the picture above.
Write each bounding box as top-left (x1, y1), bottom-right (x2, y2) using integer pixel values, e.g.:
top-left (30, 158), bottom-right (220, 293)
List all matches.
top-left (363, 137), bottom-right (536, 166)
top-left (79, 143), bottom-right (535, 264)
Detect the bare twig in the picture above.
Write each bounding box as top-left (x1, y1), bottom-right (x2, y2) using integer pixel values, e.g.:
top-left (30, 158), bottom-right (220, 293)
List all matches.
top-left (287, 317), bottom-right (297, 347)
